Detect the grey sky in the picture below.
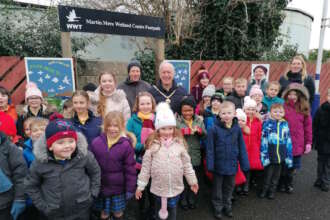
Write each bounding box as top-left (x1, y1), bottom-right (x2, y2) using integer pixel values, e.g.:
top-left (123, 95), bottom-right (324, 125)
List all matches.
top-left (288, 0), bottom-right (330, 49)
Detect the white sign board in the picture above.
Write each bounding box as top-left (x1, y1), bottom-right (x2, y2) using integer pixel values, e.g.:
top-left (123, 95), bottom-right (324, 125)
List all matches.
top-left (251, 64), bottom-right (270, 81)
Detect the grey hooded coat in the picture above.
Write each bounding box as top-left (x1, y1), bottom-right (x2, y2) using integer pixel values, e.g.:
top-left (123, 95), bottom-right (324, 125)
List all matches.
top-left (24, 132), bottom-right (101, 220)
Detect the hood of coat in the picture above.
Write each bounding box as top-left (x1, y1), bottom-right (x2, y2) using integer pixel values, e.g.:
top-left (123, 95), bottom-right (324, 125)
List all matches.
top-left (321, 101), bottom-right (330, 112)
top-left (33, 132), bottom-right (88, 163)
top-left (16, 104), bottom-right (51, 117)
top-left (149, 137), bottom-right (186, 152)
top-left (282, 83), bottom-right (309, 101)
top-left (214, 116), bottom-right (239, 130)
top-left (99, 132), bottom-right (136, 149)
top-left (92, 87), bottom-right (127, 103)
top-left (0, 131), bottom-right (10, 149)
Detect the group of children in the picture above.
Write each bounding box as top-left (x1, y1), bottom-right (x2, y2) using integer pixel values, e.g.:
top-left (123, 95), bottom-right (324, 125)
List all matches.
top-left (0, 71), bottom-right (329, 220)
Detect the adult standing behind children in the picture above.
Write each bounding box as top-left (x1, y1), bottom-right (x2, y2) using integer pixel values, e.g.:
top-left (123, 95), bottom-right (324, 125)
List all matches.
top-left (279, 55), bottom-right (315, 105)
top-left (0, 87), bottom-right (17, 122)
top-left (226, 78), bottom-right (248, 109)
top-left (16, 83), bottom-right (53, 138)
top-left (89, 72), bottom-right (131, 123)
top-left (248, 65), bottom-right (268, 95)
top-left (313, 88), bottom-right (330, 192)
top-left (206, 101), bottom-right (249, 219)
top-left (118, 59), bottom-right (151, 111)
top-left (216, 77), bottom-right (233, 97)
top-left (71, 91), bottom-right (102, 146)
top-left (191, 64), bottom-right (211, 103)
top-left (149, 61), bottom-right (187, 114)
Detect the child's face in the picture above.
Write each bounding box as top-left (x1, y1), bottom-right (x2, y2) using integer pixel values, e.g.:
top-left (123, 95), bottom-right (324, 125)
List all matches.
top-left (106, 122), bottom-right (121, 139)
top-left (159, 126), bottom-right (175, 140)
top-left (203, 96), bottom-right (211, 107)
top-left (251, 94), bottom-right (262, 104)
top-left (220, 106), bottom-right (235, 124)
top-left (49, 137), bottom-right (76, 160)
top-left (181, 105), bottom-right (194, 121)
top-left (72, 95), bottom-right (88, 114)
top-left (27, 96), bottom-right (42, 108)
top-left (222, 79), bottom-right (233, 93)
top-left (238, 119), bottom-right (246, 128)
top-left (235, 83), bottom-right (247, 97)
top-left (138, 96), bottom-right (153, 114)
top-left (100, 73), bottom-right (116, 94)
top-left (63, 106), bottom-right (73, 117)
top-left (270, 107), bottom-right (285, 121)
top-left (288, 90), bottom-right (298, 103)
top-left (24, 121), bottom-right (32, 138)
top-left (244, 107), bottom-right (256, 118)
top-left (211, 99), bottom-right (221, 110)
top-left (0, 93), bottom-right (9, 108)
top-left (266, 85), bottom-right (279, 98)
top-left (31, 125), bottom-right (46, 142)
top-left (200, 77), bottom-right (209, 87)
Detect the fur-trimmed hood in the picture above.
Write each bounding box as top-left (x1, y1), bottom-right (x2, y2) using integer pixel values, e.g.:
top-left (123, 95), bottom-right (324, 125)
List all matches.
top-left (282, 83), bottom-right (310, 100)
top-left (16, 104), bottom-right (55, 117)
top-left (90, 87), bottom-right (127, 103)
top-left (33, 132), bottom-right (88, 163)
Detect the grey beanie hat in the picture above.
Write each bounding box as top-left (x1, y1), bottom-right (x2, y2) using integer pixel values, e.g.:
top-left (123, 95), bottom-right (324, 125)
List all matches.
top-left (127, 59), bottom-right (142, 73)
top-left (202, 84), bottom-right (216, 97)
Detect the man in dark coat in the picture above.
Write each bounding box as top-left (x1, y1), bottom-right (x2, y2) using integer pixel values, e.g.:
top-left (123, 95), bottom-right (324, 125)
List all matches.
top-left (118, 59), bottom-right (151, 111)
top-left (226, 78), bottom-right (248, 109)
top-left (149, 61), bottom-right (187, 113)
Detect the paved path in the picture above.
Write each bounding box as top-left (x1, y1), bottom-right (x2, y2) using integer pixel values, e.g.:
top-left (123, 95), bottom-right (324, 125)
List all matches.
top-left (127, 151), bottom-right (330, 220)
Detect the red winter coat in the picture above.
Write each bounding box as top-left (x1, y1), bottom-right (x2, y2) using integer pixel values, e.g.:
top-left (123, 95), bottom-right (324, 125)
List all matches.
top-left (243, 116), bottom-right (263, 170)
top-left (284, 102), bottom-right (312, 156)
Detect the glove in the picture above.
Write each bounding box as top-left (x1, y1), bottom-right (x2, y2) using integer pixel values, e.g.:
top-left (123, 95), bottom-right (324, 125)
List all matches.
top-left (194, 126), bottom-right (203, 135)
top-left (181, 128), bottom-right (192, 135)
top-left (304, 144), bottom-right (312, 154)
top-left (10, 200), bottom-right (25, 220)
top-left (126, 192), bottom-right (134, 200)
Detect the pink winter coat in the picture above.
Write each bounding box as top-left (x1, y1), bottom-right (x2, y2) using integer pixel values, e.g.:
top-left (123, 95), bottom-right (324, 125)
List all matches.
top-left (284, 102), bottom-right (312, 156)
top-left (243, 116), bottom-right (263, 170)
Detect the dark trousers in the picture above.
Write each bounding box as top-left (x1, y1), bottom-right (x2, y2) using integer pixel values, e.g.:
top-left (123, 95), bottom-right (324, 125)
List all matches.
top-left (317, 154), bottom-right (330, 187)
top-left (155, 198), bottom-right (177, 220)
top-left (138, 183), bottom-right (155, 220)
top-left (212, 174), bottom-right (235, 213)
top-left (0, 207), bottom-right (12, 220)
top-left (20, 205), bottom-right (41, 220)
top-left (279, 165), bottom-right (294, 188)
top-left (263, 164), bottom-right (282, 192)
top-left (181, 166), bottom-right (201, 206)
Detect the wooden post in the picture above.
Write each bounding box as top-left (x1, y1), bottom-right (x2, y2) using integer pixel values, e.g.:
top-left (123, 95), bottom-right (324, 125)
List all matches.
top-left (60, 32), bottom-right (73, 58)
top-left (154, 39), bottom-right (165, 82)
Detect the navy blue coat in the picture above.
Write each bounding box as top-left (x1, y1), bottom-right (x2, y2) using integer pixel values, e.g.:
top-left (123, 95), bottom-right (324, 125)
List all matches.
top-left (206, 118), bottom-right (249, 175)
top-left (71, 110), bottom-right (102, 146)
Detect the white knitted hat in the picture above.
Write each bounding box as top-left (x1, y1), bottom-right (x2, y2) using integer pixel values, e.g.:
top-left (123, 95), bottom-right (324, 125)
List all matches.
top-left (236, 108), bottom-right (247, 122)
top-left (202, 84), bottom-right (216, 97)
top-left (243, 96), bottom-right (257, 109)
top-left (155, 102), bottom-right (176, 130)
top-left (25, 82), bottom-right (43, 102)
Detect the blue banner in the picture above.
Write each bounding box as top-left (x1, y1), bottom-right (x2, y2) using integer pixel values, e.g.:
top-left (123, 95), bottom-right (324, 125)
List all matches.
top-left (25, 58), bottom-right (75, 97)
top-left (168, 60), bottom-right (190, 93)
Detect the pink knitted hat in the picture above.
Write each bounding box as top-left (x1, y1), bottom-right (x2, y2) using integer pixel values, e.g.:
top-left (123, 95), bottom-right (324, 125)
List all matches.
top-left (249, 85), bottom-right (263, 97)
top-left (25, 82), bottom-right (43, 102)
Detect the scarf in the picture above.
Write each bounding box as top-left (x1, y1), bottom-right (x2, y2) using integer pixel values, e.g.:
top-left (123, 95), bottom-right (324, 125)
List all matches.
top-left (138, 112), bottom-right (155, 144)
top-left (183, 118), bottom-right (193, 129)
top-left (160, 136), bottom-right (173, 148)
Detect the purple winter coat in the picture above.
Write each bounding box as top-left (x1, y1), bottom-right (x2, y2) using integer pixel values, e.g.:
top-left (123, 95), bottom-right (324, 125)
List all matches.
top-left (284, 102), bottom-right (312, 156)
top-left (90, 134), bottom-right (137, 196)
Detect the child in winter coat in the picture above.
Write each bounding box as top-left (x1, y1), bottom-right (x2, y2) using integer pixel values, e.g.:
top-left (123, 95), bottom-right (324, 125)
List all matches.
top-left (176, 96), bottom-right (206, 210)
top-left (203, 92), bottom-right (224, 131)
top-left (71, 90), bottom-right (102, 145)
top-left (0, 131), bottom-right (27, 220)
top-left (239, 97), bottom-right (263, 195)
top-left (313, 88), bottom-right (330, 192)
top-left (195, 84), bottom-right (215, 116)
top-left (260, 103), bottom-right (293, 199)
top-left (280, 83), bottom-right (312, 193)
top-left (24, 117), bottom-right (101, 220)
top-left (206, 101), bottom-right (249, 219)
top-left (136, 103), bottom-right (198, 220)
top-left (262, 81), bottom-right (284, 111)
top-left (22, 117), bottom-right (48, 219)
top-left (126, 92), bottom-right (156, 219)
top-left (249, 85), bottom-right (268, 121)
top-left (91, 111), bottom-right (136, 220)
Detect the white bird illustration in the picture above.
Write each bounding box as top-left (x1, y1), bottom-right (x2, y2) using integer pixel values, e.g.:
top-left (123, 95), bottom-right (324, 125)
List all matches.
top-left (62, 76), bottom-right (71, 85)
top-left (45, 74), bottom-right (51, 79)
top-left (58, 85), bottom-right (65, 90)
top-left (52, 77), bottom-right (59, 83)
top-left (48, 88), bottom-right (55, 93)
top-left (38, 71), bottom-right (43, 75)
top-left (66, 10), bottom-right (80, 22)
top-left (38, 77), bottom-right (43, 84)
top-left (28, 71), bottom-right (33, 75)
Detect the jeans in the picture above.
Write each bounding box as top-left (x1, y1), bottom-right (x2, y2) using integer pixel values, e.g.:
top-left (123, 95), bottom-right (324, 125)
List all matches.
top-left (212, 174), bottom-right (235, 213)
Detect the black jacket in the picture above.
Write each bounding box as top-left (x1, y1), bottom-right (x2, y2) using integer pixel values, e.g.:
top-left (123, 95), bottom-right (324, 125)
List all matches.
top-left (313, 101), bottom-right (330, 154)
top-left (148, 81), bottom-right (187, 114)
top-left (24, 133), bottom-right (101, 220)
top-left (279, 72), bottom-right (315, 105)
top-left (0, 132), bottom-right (27, 209)
top-left (226, 91), bottom-right (245, 109)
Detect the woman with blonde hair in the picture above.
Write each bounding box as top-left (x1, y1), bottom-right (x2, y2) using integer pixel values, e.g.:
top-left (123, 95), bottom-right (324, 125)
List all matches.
top-left (279, 55), bottom-right (315, 105)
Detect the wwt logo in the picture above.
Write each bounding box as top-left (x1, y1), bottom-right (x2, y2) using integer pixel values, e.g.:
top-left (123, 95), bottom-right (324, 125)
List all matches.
top-left (66, 9), bottom-right (82, 30)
